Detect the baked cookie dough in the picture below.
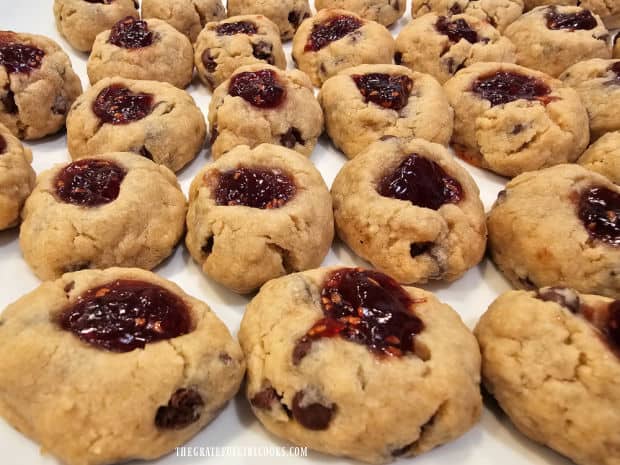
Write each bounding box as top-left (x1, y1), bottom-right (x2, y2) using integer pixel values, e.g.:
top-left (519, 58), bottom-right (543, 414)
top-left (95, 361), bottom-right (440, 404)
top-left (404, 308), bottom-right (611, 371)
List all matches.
top-left (615, 34), bottom-right (620, 58)
top-left (53, 0), bottom-right (139, 52)
top-left (315, 0), bottom-right (406, 26)
top-left (411, 0), bottom-right (524, 32)
top-left (67, 77), bottom-right (206, 173)
top-left (227, 0), bottom-right (311, 40)
top-left (332, 138), bottom-right (486, 284)
top-left (319, 64), bottom-right (453, 159)
top-left (87, 17), bottom-right (194, 88)
top-left (560, 59), bottom-right (620, 140)
top-left (444, 62), bottom-right (589, 177)
top-left (186, 144), bottom-right (334, 294)
top-left (0, 123), bottom-right (35, 230)
top-left (20, 153), bottom-right (187, 281)
top-left (488, 164), bottom-right (620, 298)
top-left (475, 288), bottom-right (620, 465)
top-left (240, 266), bottom-right (482, 463)
top-left (208, 64), bottom-right (323, 159)
top-left (292, 9), bottom-right (395, 86)
top-left (194, 15), bottom-right (286, 90)
top-left (395, 12), bottom-right (516, 84)
top-left (142, 0), bottom-right (226, 42)
top-left (504, 5), bottom-right (610, 77)
top-left (0, 267), bottom-right (245, 465)
top-left (0, 31), bottom-right (82, 140)
top-left (523, 0), bottom-right (620, 18)
top-left (577, 131), bottom-right (620, 184)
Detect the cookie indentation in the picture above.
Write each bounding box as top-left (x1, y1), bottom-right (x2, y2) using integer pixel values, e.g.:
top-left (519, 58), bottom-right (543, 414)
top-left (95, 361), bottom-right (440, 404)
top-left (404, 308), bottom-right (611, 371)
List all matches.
top-left (228, 69), bottom-right (286, 109)
top-left (216, 21), bottom-right (258, 36)
top-left (295, 268), bottom-right (425, 361)
top-left (304, 15), bottom-right (364, 52)
top-left (93, 84), bottom-right (154, 125)
top-left (378, 154), bottom-right (463, 210)
top-left (214, 167), bottom-right (296, 209)
top-left (352, 73), bottom-right (413, 111)
top-left (155, 388), bottom-right (204, 429)
top-left (545, 7), bottom-right (597, 31)
top-left (54, 159), bottom-right (126, 207)
top-left (435, 16), bottom-right (479, 44)
top-left (578, 186), bottom-right (620, 246)
top-left (292, 390), bottom-right (335, 430)
top-left (0, 42), bottom-right (44, 74)
top-left (109, 16), bottom-right (154, 49)
top-left (59, 279), bottom-right (192, 352)
top-left (472, 71), bottom-right (552, 107)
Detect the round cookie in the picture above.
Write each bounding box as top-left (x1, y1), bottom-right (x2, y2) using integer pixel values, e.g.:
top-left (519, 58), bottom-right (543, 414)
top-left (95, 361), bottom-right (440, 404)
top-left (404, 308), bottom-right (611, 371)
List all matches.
top-left (0, 267), bottom-right (245, 465)
top-left (20, 153), bottom-right (187, 281)
top-left (332, 138), bottom-right (487, 284)
top-left (411, 0), bottom-right (524, 32)
top-left (444, 62), bottom-right (590, 177)
top-left (87, 17), bottom-right (194, 88)
top-left (504, 5), bottom-right (610, 77)
top-left (487, 164), bottom-right (620, 298)
top-left (319, 64), bottom-right (453, 159)
top-left (523, 0), bottom-right (620, 18)
top-left (0, 123), bottom-right (35, 230)
top-left (227, 0), bottom-right (311, 41)
top-left (67, 77), bottom-right (206, 173)
top-left (577, 131), bottom-right (620, 184)
top-left (185, 144), bottom-right (334, 294)
top-left (142, 0), bottom-right (226, 42)
top-left (395, 12), bottom-right (516, 84)
top-left (194, 15), bottom-right (286, 90)
top-left (208, 64), bottom-right (324, 159)
top-left (239, 266), bottom-right (482, 463)
top-left (315, 0), bottom-right (406, 26)
top-left (53, 0), bottom-right (139, 52)
top-left (560, 58), bottom-right (620, 140)
top-left (0, 31), bottom-right (82, 140)
top-left (475, 288), bottom-right (620, 465)
top-left (292, 9), bottom-right (395, 87)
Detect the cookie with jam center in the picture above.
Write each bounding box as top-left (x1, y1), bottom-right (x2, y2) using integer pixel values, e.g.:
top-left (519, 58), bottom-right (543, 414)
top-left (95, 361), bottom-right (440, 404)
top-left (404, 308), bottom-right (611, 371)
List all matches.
top-left (315, 0), bottom-right (406, 27)
top-left (240, 266), bottom-right (482, 463)
top-left (476, 287), bottom-right (620, 465)
top-left (0, 267), bottom-right (245, 465)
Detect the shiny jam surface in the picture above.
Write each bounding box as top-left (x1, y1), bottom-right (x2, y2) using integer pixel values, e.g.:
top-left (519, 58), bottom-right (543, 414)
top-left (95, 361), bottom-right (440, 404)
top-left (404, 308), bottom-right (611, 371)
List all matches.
top-left (93, 84), bottom-right (154, 125)
top-left (378, 154), bottom-right (463, 210)
top-left (352, 73), bottom-right (413, 111)
top-left (215, 21), bottom-right (258, 35)
top-left (0, 41), bottom-right (44, 74)
top-left (214, 167), bottom-right (296, 209)
top-left (578, 186), bottom-right (620, 246)
top-left (472, 71), bottom-right (553, 107)
top-left (228, 70), bottom-right (286, 109)
top-left (546, 7), bottom-right (597, 31)
top-left (54, 159), bottom-right (126, 207)
top-left (304, 15), bottom-right (363, 51)
top-left (59, 279), bottom-right (191, 352)
top-left (295, 268), bottom-right (424, 360)
top-left (435, 16), bottom-right (479, 43)
top-left (109, 16), bottom-right (154, 48)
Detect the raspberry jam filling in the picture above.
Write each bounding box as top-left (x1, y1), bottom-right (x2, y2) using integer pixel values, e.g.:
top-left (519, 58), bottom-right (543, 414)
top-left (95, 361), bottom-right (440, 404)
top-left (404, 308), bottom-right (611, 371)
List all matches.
top-left (55, 159), bottom-right (126, 207)
top-left (109, 16), bottom-right (154, 48)
top-left (578, 186), bottom-right (620, 246)
top-left (214, 167), bottom-right (296, 209)
top-left (378, 154), bottom-right (463, 210)
top-left (0, 41), bottom-right (44, 74)
top-left (216, 21), bottom-right (258, 35)
top-left (435, 16), bottom-right (479, 43)
top-left (472, 71), bottom-right (553, 106)
top-left (304, 15), bottom-right (363, 51)
top-left (294, 268), bottom-right (425, 362)
top-left (352, 73), bottom-right (413, 111)
top-left (228, 69), bottom-right (286, 108)
top-left (546, 7), bottom-right (597, 31)
top-left (93, 84), bottom-right (154, 125)
top-left (59, 279), bottom-right (191, 352)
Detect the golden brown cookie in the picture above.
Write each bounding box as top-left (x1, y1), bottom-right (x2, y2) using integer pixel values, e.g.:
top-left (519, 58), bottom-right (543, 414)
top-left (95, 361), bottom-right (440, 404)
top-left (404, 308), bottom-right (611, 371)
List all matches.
top-left (142, 0), bottom-right (226, 42)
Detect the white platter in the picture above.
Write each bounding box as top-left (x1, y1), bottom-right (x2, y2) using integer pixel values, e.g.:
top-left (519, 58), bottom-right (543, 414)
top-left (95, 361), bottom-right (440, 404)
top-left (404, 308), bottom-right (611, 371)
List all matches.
top-left (0, 1), bottom-right (574, 464)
